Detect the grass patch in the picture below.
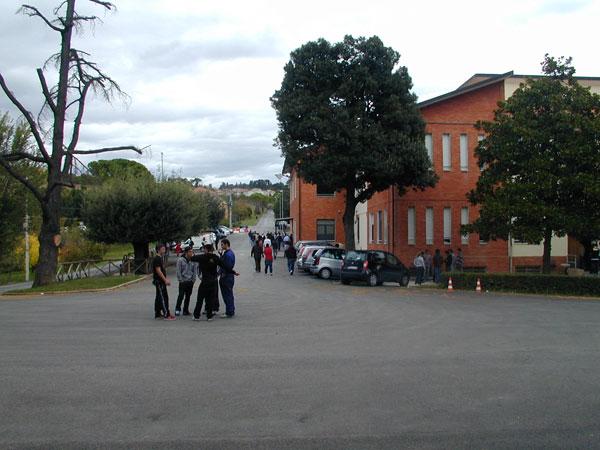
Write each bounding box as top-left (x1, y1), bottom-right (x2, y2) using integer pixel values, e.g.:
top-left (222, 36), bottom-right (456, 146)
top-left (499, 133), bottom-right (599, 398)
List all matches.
top-left (0, 271), bottom-right (27, 286)
top-left (103, 243), bottom-right (133, 261)
top-left (5, 274), bottom-right (143, 295)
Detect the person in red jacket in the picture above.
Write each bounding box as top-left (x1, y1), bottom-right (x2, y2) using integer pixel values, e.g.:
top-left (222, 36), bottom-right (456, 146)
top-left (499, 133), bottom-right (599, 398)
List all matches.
top-left (263, 243), bottom-right (274, 276)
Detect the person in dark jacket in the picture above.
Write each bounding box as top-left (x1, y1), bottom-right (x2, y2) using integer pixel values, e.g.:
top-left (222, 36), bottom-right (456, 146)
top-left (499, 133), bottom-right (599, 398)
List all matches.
top-left (251, 239), bottom-right (263, 272)
top-left (284, 243), bottom-right (297, 275)
top-left (433, 248), bottom-right (442, 283)
top-left (153, 243), bottom-right (174, 320)
top-left (219, 238), bottom-right (238, 318)
top-left (190, 244), bottom-right (232, 321)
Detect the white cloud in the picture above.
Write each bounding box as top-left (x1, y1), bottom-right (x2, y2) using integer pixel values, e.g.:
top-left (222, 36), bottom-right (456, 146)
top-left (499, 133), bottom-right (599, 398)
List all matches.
top-left (1, 0), bottom-right (599, 185)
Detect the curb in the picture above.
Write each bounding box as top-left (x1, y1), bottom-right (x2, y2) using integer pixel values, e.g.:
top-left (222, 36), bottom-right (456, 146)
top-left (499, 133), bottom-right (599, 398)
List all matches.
top-left (0, 275), bottom-right (150, 298)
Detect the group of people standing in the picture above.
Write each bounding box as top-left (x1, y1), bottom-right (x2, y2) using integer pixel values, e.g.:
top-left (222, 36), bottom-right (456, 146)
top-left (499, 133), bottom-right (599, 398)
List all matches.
top-left (248, 230), bottom-right (298, 275)
top-left (413, 248), bottom-right (465, 284)
top-left (152, 239), bottom-right (239, 321)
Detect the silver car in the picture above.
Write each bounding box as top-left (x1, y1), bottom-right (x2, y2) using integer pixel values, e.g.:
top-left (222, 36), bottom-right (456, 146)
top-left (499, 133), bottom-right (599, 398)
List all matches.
top-left (310, 247), bottom-right (346, 279)
top-left (297, 245), bottom-right (327, 272)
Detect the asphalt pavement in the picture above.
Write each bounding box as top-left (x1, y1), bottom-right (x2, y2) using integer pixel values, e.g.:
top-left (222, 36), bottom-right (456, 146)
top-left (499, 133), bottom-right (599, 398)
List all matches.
top-left (2, 212), bottom-right (600, 449)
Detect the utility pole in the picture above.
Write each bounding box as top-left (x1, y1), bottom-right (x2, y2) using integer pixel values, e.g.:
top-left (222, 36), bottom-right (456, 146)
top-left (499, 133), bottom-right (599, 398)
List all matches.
top-left (228, 193), bottom-right (233, 229)
top-left (24, 196), bottom-right (30, 282)
top-left (161, 152), bottom-right (164, 181)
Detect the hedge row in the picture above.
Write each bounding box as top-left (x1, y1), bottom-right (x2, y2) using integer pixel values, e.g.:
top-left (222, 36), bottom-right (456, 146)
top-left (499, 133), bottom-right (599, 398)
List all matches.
top-left (440, 272), bottom-right (600, 297)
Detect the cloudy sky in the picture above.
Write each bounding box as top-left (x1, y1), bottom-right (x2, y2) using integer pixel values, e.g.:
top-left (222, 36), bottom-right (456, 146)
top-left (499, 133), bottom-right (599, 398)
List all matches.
top-left (1, 0), bottom-right (599, 186)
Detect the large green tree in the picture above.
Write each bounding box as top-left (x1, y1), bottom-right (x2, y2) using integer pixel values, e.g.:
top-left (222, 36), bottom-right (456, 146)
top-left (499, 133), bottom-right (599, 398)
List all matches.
top-left (271, 35), bottom-right (436, 249)
top-left (84, 180), bottom-right (203, 270)
top-left (467, 55), bottom-right (600, 273)
top-left (0, 113), bottom-right (44, 269)
top-left (88, 159), bottom-right (153, 182)
top-left (0, 1), bottom-right (140, 286)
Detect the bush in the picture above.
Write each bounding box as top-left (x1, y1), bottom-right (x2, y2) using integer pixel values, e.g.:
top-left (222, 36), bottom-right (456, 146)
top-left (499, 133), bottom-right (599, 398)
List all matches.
top-left (59, 227), bottom-right (107, 262)
top-left (3, 234), bottom-right (40, 271)
top-left (441, 272), bottom-right (600, 297)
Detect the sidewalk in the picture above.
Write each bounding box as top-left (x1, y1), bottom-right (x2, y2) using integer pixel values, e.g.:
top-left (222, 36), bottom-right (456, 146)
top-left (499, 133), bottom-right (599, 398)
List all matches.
top-left (0, 281), bottom-right (33, 294)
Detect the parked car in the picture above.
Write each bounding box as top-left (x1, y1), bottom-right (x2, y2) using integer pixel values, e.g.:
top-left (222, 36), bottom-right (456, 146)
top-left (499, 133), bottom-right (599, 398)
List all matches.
top-left (297, 245), bottom-right (328, 271)
top-left (310, 247), bottom-right (346, 279)
top-left (218, 225), bottom-right (231, 235)
top-left (340, 250), bottom-right (410, 287)
top-left (294, 240), bottom-right (335, 252)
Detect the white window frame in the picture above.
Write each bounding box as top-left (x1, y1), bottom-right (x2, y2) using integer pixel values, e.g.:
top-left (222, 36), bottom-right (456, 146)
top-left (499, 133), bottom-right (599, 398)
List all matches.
top-left (425, 207), bottom-right (434, 245)
top-left (443, 208), bottom-right (451, 245)
top-left (408, 207), bottom-right (416, 245)
top-left (425, 134), bottom-right (433, 161)
top-left (383, 209), bottom-right (388, 244)
top-left (460, 134), bottom-right (468, 171)
top-left (478, 134), bottom-right (486, 172)
top-left (442, 134), bottom-right (451, 171)
top-left (461, 207), bottom-right (469, 244)
top-left (369, 213), bottom-right (375, 244)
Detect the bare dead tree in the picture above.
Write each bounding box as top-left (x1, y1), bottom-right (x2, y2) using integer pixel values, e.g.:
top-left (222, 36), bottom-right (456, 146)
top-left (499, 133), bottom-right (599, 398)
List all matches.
top-left (0, 0), bottom-right (141, 286)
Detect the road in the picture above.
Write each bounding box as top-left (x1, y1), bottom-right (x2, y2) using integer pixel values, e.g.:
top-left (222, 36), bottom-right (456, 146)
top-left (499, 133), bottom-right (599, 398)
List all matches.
top-left (2, 219), bottom-right (600, 448)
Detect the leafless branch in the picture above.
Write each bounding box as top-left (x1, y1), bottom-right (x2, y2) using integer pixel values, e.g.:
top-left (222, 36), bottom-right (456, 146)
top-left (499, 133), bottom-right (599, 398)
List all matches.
top-left (36, 68), bottom-right (57, 114)
top-left (73, 146), bottom-right (143, 155)
top-left (19, 5), bottom-right (63, 32)
top-left (0, 152), bottom-right (47, 164)
top-left (88, 0), bottom-right (115, 11)
top-left (0, 156), bottom-right (48, 214)
top-left (0, 73), bottom-right (52, 164)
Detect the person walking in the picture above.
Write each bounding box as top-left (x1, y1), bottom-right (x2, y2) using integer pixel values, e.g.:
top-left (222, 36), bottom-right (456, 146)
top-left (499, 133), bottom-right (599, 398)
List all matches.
top-left (424, 249), bottom-right (432, 281)
top-left (433, 248), bottom-right (442, 283)
top-left (190, 244), bottom-right (226, 321)
top-left (445, 249), bottom-right (454, 272)
top-left (264, 243), bottom-right (274, 276)
top-left (414, 252), bottom-right (425, 285)
top-left (175, 245), bottom-right (197, 316)
top-left (455, 248), bottom-right (464, 272)
top-left (153, 243), bottom-right (174, 320)
top-left (219, 239), bottom-right (238, 318)
top-left (251, 238), bottom-right (263, 272)
top-left (284, 242), bottom-right (297, 275)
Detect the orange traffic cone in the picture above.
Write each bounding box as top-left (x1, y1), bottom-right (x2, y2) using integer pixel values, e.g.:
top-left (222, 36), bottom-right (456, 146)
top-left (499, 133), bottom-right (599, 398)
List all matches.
top-left (447, 277), bottom-right (454, 291)
top-left (476, 278), bottom-right (482, 293)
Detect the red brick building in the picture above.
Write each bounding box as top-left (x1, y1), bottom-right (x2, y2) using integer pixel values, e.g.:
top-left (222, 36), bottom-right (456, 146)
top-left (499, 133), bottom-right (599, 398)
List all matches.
top-left (287, 72), bottom-right (600, 272)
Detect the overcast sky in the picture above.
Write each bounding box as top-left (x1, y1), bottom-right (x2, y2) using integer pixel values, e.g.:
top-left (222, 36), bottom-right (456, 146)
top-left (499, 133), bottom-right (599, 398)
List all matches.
top-left (1, 0), bottom-right (599, 186)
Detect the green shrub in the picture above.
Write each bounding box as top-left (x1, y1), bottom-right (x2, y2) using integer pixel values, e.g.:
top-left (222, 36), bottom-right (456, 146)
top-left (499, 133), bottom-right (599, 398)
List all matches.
top-left (59, 227), bottom-right (107, 262)
top-left (441, 272), bottom-right (600, 297)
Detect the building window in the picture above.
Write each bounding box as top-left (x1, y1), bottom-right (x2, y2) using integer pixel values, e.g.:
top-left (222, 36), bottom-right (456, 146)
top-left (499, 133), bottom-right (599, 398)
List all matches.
top-left (316, 184), bottom-right (335, 196)
top-left (377, 210), bottom-right (383, 243)
top-left (369, 213), bottom-right (375, 243)
top-left (443, 208), bottom-right (451, 245)
top-left (460, 134), bottom-right (468, 171)
top-left (407, 207), bottom-right (416, 245)
top-left (478, 134), bottom-right (486, 172)
top-left (461, 207), bottom-right (469, 244)
top-left (442, 134), bottom-right (451, 171)
top-left (425, 207), bottom-right (434, 245)
top-left (383, 209), bottom-right (388, 244)
top-left (425, 134), bottom-right (433, 161)
top-left (316, 219), bottom-right (335, 240)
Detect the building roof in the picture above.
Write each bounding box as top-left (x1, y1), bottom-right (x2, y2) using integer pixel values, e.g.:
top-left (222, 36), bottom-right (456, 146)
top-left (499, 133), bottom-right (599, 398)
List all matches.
top-left (419, 71), bottom-right (600, 109)
top-left (418, 71), bottom-right (514, 109)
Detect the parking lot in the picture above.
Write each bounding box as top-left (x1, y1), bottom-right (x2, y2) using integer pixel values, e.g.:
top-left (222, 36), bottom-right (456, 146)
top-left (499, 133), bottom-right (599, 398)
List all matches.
top-left (2, 229), bottom-right (600, 449)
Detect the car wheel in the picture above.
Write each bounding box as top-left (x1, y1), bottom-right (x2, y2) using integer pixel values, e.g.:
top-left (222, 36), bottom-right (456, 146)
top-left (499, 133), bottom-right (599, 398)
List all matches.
top-left (341, 277), bottom-right (351, 285)
top-left (399, 273), bottom-right (410, 287)
top-left (368, 273), bottom-right (378, 287)
top-left (319, 268), bottom-right (332, 280)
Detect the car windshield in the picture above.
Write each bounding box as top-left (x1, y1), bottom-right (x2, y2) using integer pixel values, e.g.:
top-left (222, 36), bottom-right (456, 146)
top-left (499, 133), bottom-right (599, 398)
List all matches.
top-left (346, 251), bottom-right (366, 262)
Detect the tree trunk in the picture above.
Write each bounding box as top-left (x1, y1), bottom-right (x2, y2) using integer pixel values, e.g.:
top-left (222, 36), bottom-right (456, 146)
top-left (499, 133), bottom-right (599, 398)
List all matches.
top-left (342, 192), bottom-right (358, 251)
top-left (580, 238), bottom-right (593, 272)
top-left (542, 229), bottom-right (553, 274)
top-left (34, 188), bottom-right (62, 286)
top-left (133, 241), bottom-right (150, 274)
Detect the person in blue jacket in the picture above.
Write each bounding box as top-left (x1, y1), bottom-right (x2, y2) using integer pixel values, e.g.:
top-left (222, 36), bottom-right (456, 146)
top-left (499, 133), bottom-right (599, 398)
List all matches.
top-left (219, 239), bottom-right (238, 317)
